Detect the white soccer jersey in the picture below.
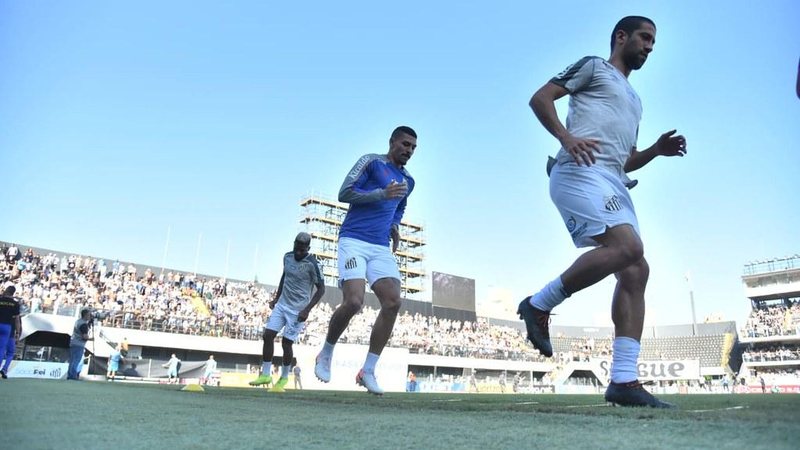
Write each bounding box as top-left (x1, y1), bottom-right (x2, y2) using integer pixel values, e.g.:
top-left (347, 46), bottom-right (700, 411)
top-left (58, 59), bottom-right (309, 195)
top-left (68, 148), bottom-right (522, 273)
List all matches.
top-left (550, 56), bottom-right (642, 180)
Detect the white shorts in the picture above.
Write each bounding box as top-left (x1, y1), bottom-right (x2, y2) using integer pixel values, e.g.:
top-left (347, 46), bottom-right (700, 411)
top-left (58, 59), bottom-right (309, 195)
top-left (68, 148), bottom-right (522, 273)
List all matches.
top-left (549, 163), bottom-right (640, 248)
top-left (337, 237), bottom-right (400, 288)
top-left (265, 302), bottom-right (306, 342)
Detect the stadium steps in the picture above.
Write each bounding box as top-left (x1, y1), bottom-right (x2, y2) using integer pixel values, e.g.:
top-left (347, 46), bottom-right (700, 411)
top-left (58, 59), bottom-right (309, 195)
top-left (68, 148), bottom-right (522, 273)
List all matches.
top-left (189, 295), bottom-right (211, 317)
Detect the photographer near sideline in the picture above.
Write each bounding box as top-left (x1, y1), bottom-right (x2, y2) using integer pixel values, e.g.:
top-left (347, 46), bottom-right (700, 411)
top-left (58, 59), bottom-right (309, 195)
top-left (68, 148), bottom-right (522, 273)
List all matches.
top-left (68, 308), bottom-right (94, 380)
top-left (0, 286), bottom-right (23, 379)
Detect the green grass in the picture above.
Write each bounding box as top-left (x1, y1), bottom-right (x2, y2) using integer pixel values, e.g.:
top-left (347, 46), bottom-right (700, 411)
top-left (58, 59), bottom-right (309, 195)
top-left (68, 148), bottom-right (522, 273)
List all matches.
top-left (6, 379), bottom-right (799, 449)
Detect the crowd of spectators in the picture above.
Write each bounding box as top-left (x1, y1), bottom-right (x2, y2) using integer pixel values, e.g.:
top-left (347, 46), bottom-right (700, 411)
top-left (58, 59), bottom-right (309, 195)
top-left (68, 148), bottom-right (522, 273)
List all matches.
top-left (742, 345), bottom-right (800, 363)
top-left (740, 301), bottom-right (800, 338)
top-left (1, 243), bottom-right (546, 362)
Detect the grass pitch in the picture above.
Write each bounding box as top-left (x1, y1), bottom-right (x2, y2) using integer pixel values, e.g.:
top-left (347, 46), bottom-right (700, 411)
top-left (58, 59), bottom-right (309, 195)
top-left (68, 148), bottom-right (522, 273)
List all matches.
top-left (6, 379), bottom-right (799, 449)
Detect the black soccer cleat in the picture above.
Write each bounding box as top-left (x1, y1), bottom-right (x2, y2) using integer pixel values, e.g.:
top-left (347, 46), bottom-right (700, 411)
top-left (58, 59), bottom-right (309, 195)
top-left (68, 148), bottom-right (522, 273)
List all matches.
top-left (605, 381), bottom-right (676, 409)
top-left (517, 297), bottom-right (553, 357)
top-left (0, 370), bottom-right (6, 379)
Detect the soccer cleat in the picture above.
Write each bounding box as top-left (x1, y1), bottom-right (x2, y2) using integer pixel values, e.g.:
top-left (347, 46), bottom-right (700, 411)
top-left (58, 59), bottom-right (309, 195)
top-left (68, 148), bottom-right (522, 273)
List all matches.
top-left (356, 369), bottom-right (384, 395)
top-left (270, 377), bottom-right (289, 391)
top-left (248, 374), bottom-right (272, 387)
top-left (314, 353), bottom-right (331, 383)
top-left (517, 297), bottom-right (553, 357)
top-left (605, 381), bottom-right (676, 409)
top-left (0, 370), bottom-right (7, 379)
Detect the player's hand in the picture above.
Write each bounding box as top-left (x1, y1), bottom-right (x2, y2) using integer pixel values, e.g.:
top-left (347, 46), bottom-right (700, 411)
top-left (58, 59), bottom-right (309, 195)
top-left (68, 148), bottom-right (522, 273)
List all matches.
top-left (560, 134), bottom-right (601, 166)
top-left (390, 225), bottom-right (400, 253)
top-left (297, 309), bottom-right (310, 322)
top-left (384, 180), bottom-right (408, 199)
top-left (655, 129), bottom-right (687, 157)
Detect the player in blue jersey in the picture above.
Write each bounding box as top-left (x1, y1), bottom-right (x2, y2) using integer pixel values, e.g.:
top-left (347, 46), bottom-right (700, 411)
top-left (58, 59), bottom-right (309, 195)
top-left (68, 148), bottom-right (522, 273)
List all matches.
top-left (250, 232), bottom-right (325, 391)
top-left (315, 126), bottom-right (417, 395)
top-left (523, 16), bottom-right (686, 408)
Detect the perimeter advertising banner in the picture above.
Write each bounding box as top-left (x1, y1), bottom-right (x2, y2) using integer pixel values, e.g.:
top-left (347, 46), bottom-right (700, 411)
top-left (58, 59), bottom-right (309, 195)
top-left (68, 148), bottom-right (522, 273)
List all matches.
top-left (8, 361), bottom-right (69, 380)
top-left (596, 359), bottom-right (701, 381)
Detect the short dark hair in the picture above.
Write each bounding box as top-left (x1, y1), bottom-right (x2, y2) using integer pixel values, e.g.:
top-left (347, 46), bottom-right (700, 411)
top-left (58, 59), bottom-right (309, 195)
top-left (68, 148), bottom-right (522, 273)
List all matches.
top-left (391, 126), bottom-right (417, 140)
top-left (2, 286), bottom-right (15, 296)
top-left (610, 16), bottom-right (656, 52)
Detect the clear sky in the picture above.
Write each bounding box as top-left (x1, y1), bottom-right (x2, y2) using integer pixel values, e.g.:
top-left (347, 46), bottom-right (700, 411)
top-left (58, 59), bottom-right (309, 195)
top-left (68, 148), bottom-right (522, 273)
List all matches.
top-left (2, 1), bottom-right (798, 328)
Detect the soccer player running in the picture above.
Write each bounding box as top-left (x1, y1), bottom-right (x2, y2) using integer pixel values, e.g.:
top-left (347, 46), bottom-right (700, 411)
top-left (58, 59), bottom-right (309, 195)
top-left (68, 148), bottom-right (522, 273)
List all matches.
top-left (314, 126), bottom-right (417, 395)
top-left (250, 232), bottom-right (325, 392)
top-left (522, 16), bottom-right (686, 408)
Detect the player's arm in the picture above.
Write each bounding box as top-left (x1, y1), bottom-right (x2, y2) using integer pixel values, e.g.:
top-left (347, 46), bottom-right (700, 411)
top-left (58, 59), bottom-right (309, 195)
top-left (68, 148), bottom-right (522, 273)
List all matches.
top-left (299, 281), bottom-right (325, 323)
top-left (624, 130), bottom-right (687, 173)
top-left (530, 82), bottom-right (601, 166)
top-left (390, 192), bottom-right (409, 253)
top-left (271, 273), bottom-right (285, 309)
top-left (298, 259), bottom-right (325, 322)
top-left (338, 156), bottom-right (385, 204)
top-left (14, 310), bottom-right (22, 341)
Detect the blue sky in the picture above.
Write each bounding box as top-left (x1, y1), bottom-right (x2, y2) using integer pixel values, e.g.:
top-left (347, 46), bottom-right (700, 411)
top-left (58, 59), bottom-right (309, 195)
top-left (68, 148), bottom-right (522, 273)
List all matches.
top-left (2, 1), bottom-right (798, 328)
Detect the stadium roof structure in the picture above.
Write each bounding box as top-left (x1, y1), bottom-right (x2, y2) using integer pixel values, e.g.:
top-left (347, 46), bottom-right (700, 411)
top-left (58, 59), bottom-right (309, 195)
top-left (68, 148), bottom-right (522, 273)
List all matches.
top-left (742, 255), bottom-right (800, 301)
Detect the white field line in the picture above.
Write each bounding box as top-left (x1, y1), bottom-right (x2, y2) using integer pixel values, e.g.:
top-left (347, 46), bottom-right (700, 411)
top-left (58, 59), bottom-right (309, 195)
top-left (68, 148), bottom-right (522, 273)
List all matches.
top-left (687, 405), bottom-right (747, 413)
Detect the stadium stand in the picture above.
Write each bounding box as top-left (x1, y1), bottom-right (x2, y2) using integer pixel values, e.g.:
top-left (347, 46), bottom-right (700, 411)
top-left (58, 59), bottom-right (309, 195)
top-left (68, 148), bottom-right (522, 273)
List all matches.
top-left (1, 241), bottom-right (741, 392)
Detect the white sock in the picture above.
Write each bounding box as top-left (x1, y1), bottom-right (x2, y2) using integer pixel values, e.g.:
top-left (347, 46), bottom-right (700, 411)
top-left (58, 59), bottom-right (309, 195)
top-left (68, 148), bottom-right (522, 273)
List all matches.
top-left (363, 352), bottom-right (380, 373)
top-left (261, 361), bottom-right (272, 377)
top-left (281, 365), bottom-right (290, 378)
top-left (610, 336), bottom-right (640, 384)
top-left (320, 341), bottom-right (335, 359)
top-left (530, 276), bottom-right (569, 312)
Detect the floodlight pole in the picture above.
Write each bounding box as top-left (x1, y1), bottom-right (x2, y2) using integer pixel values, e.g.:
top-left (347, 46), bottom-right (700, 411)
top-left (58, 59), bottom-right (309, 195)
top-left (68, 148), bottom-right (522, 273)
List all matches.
top-left (686, 271), bottom-right (698, 336)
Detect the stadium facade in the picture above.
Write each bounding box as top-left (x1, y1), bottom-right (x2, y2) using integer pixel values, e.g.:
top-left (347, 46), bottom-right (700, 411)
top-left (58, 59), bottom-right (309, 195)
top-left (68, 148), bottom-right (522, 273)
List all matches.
top-left (737, 255), bottom-right (800, 392)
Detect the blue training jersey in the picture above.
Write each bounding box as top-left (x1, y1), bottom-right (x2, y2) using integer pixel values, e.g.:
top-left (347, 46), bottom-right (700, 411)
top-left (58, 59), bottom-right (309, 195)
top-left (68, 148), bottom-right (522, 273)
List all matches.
top-left (338, 154), bottom-right (414, 246)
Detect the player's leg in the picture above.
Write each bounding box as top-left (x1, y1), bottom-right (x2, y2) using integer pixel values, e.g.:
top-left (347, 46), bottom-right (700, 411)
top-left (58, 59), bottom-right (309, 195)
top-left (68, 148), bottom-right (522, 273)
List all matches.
top-left (325, 280), bottom-right (366, 344)
top-left (316, 238), bottom-right (368, 382)
top-left (368, 277), bottom-right (402, 357)
top-left (250, 327), bottom-right (278, 386)
top-left (271, 337), bottom-right (294, 391)
top-left (603, 256), bottom-right (673, 408)
top-left (354, 242), bottom-right (404, 395)
top-left (520, 166), bottom-right (642, 357)
top-left (315, 279), bottom-right (364, 382)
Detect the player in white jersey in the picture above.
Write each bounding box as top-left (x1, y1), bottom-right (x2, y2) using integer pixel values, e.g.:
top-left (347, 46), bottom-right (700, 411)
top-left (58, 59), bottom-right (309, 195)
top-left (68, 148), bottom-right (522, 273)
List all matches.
top-left (522, 16), bottom-right (687, 408)
top-left (249, 232), bottom-right (325, 391)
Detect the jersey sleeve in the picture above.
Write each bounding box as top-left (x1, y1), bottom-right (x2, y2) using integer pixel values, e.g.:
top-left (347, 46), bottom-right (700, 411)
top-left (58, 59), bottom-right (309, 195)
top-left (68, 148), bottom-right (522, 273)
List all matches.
top-left (549, 56), bottom-right (596, 94)
top-left (308, 255), bottom-right (324, 286)
top-left (338, 155), bottom-right (385, 204)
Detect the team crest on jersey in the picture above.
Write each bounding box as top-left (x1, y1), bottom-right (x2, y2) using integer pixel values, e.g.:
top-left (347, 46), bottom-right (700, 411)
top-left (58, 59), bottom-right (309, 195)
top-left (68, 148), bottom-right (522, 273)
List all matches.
top-left (567, 216), bottom-right (577, 232)
top-left (604, 195), bottom-right (623, 212)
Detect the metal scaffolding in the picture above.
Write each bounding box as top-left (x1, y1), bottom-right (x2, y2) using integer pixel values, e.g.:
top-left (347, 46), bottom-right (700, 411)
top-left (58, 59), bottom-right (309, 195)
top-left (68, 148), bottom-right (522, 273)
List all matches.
top-left (299, 194), bottom-right (426, 299)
